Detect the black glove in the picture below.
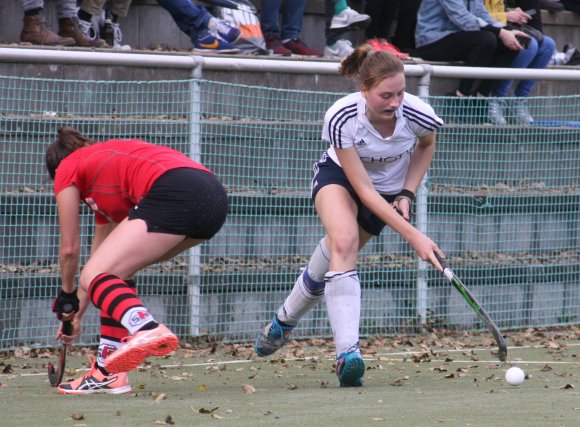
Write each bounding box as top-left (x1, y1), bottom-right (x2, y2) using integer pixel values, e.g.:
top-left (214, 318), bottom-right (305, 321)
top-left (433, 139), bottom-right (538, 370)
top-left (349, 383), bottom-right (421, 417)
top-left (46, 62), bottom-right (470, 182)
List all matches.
top-left (51, 289), bottom-right (79, 320)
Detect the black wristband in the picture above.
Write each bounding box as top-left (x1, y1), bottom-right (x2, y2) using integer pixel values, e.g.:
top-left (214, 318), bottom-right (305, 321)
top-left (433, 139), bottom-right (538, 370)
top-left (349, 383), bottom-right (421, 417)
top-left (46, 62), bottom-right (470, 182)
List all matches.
top-left (397, 189), bottom-right (415, 201)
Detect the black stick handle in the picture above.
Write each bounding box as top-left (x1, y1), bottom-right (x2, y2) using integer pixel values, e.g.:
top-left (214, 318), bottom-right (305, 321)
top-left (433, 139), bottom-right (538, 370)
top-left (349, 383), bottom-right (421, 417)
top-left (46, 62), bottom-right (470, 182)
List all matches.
top-left (61, 303), bottom-right (73, 336)
top-left (434, 253), bottom-right (449, 270)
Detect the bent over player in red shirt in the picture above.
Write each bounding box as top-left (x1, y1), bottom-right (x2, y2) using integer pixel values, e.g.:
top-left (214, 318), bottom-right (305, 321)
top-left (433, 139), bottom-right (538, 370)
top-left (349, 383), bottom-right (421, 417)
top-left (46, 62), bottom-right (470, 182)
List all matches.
top-left (46, 127), bottom-right (228, 394)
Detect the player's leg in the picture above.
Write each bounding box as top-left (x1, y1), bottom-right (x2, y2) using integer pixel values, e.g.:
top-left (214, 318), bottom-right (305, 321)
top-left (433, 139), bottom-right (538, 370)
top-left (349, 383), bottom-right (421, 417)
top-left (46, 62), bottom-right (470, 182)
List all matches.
top-left (58, 280), bottom-right (138, 394)
top-left (315, 184), bottom-right (366, 387)
top-left (254, 236), bottom-right (331, 356)
top-left (79, 223), bottom-right (185, 373)
top-left (82, 169), bottom-right (227, 373)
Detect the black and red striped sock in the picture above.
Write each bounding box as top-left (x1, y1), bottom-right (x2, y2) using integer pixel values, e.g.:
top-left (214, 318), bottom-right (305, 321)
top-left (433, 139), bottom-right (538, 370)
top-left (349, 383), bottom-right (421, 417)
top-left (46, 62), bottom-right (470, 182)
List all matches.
top-left (89, 273), bottom-right (158, 335)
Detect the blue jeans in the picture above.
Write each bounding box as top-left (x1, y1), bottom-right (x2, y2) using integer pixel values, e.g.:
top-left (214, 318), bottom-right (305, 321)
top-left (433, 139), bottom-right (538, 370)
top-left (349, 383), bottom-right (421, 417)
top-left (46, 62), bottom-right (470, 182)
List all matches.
top-left (156, 0), bottom-right (212, 40)
top-left (21, 0), bottom-right (77, 19)
top-left (260, 0), bottom-right (307, 40)
top-left (493, 35), bottom-right (556, 98)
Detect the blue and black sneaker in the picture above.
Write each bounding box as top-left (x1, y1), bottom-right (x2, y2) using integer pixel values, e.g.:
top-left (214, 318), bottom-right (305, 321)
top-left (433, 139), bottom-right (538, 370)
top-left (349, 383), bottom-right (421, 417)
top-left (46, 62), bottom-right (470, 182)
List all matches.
top-left (336, 347), bottom-right (365, 387)
top-left (254, 313), bottom-right (295, 356)
top-left (192, 30), bottom-right (240, 54)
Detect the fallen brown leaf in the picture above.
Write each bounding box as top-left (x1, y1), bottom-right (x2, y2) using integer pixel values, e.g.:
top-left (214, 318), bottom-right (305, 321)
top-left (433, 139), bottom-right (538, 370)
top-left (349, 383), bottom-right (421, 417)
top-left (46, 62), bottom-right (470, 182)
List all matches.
top-left (241, 384), bottom-right (256, 394)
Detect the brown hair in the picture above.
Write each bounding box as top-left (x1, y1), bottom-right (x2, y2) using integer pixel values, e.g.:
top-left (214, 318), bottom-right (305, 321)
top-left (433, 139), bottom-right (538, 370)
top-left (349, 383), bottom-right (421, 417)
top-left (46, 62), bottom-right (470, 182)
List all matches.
top-left (338, 44), bottom-right (404, 91)
top-left (45, 127), bottom-right (95, 179)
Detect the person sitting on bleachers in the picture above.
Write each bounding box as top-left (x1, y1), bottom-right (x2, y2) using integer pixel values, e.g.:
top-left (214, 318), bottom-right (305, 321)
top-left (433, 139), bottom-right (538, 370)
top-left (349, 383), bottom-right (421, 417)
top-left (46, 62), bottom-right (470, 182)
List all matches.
top-left (156, 0), bottom-right (241, 53)
top-left (484, 0), bottom-right (556, 124)
top-left (74, 0), bottom-right (131, 49)
top-left (414, 0), bottom-right (525, 100)
top-left (19, 0), bottom-right (102, 47)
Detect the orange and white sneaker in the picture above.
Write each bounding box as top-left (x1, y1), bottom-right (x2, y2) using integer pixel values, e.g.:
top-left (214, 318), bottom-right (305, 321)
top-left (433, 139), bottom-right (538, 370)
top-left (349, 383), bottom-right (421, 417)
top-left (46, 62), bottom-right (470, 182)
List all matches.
top-left (57, 357), bottom-right (132, 395)
top-left (104, 324), bottom-right (178, 374)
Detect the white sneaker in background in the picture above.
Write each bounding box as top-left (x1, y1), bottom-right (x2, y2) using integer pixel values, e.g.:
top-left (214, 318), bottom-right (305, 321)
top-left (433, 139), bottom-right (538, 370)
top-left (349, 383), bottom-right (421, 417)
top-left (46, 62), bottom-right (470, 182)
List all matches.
top-left (324, 39), bottom-right (354, 58)
top-left (330, 7), bottom-right (370, 31)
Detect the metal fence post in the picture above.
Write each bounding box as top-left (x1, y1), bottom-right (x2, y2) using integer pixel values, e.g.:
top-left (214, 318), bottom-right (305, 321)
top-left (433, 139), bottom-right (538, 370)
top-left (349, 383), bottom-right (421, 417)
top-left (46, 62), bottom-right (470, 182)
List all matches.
top-left (187, 61), bottom-right (203, 337)
top-left (415, 65), bottom-right (434, 327)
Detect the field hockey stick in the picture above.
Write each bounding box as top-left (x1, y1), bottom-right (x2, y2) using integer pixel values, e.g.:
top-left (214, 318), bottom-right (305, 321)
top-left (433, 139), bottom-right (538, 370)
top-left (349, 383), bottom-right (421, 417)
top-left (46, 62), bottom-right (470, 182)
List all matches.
top-left (435, 254), bottom-right (508, 362)
top-left (47, 303), bottom-right (73, 387)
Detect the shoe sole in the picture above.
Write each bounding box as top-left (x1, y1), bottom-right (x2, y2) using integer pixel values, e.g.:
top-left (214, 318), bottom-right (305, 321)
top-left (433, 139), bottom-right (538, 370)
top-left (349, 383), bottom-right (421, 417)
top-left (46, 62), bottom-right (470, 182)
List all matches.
top-left (254, 333), bottom-right (277, 357)
top-left (338, 356), bottom-right (365, 387)
top-left (104, 333), bottom-right (178, 373)
top-left (195, 48), bottom-right (241, 54)
top-left (57, 385), bottom-right (133, 395)
top-left (329, 18), bottom-right (371, 31)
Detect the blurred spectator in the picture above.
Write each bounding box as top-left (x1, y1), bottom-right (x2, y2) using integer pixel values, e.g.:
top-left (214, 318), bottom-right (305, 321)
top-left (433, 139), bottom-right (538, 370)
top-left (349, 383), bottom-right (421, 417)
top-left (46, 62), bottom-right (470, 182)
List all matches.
top-left (324, 0), bottom-right (370, 58)
top-left (506, 0), bottom-right (543, 30)
top-left (260, 0), bottom-right (321, 56)
top-left (156, 0), bottom-right (241, 53)
top-left (364, 0), bottom-right (420, 57)
top-left (414, 0), bottom-right (525, 98)
top-left (484, 0), bottom-right (556, 124)
top-left (19, 0), bottom-right (101, 46)
top-left (76, 1), bottom-right (131, 48)
top-left (560, 0), bottom-right (580, 12)
top-left (539, 0), bottom-right (565, 11)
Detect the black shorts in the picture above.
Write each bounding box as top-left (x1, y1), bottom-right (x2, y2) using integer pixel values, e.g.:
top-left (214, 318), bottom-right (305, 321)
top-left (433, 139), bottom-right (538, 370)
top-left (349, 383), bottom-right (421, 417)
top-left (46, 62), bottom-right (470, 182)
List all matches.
top-left (128, 168), bottom-right (228, 239)
top-left (311, 153), bottom-right (397, 236)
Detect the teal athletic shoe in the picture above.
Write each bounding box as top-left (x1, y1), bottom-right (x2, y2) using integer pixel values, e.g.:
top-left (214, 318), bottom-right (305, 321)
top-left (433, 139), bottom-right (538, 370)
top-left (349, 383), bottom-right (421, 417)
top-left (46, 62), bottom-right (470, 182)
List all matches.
top-left (336, 349), bottom-right (365, 387)
top-left (254, 313), bottom-right (295, 356)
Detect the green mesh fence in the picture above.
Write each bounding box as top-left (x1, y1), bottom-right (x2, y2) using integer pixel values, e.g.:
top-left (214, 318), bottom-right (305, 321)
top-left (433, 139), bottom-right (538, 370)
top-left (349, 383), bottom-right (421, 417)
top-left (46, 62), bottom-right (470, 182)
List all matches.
top-left (0, 75), bottom-right (578, 350)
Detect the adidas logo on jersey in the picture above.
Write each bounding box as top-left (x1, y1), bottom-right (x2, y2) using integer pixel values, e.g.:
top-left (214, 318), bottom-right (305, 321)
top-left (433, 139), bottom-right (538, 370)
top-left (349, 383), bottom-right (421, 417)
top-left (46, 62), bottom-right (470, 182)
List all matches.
top-left (356, 139), bottom-right (367, 145)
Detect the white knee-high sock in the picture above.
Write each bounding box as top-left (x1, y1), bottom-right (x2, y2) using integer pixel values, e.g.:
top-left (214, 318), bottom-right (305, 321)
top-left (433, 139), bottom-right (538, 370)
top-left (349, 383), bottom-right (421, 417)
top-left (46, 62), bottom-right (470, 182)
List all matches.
top-left (324, 270), bottom-right (361, 356)
top-left (278, 239), bottom-right (331, 324)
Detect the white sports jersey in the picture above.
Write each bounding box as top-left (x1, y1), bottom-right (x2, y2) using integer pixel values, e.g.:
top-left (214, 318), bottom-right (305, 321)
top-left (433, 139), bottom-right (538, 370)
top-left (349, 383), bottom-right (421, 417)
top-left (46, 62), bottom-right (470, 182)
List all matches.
top-left (322, 91), bottom-right (443, 194)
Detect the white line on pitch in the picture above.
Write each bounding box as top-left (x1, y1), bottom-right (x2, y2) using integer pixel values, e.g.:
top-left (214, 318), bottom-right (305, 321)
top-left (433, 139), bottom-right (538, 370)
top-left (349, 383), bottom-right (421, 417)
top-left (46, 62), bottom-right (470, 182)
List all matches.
top-left (4, 355), bottom-right (579, 379)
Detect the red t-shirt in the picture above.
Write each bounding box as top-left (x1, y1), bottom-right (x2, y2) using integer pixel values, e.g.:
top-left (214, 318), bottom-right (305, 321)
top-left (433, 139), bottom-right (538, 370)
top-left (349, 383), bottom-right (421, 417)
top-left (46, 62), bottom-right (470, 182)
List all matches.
top-left (54, 139), bottom-right (212, 224)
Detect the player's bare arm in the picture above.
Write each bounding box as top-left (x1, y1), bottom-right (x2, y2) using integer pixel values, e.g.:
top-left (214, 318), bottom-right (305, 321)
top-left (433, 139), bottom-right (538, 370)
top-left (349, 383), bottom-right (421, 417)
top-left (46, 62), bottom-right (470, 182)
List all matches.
top-left (336, 146), bottom-right (443, 267)
top-left (56, 185), bottom-right (81, 294)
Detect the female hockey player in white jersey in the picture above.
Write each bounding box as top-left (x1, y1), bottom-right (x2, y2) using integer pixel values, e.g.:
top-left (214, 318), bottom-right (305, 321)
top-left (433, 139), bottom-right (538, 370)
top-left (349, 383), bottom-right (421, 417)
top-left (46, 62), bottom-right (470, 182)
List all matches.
top-left (255, 44), bottom-right (446, 387)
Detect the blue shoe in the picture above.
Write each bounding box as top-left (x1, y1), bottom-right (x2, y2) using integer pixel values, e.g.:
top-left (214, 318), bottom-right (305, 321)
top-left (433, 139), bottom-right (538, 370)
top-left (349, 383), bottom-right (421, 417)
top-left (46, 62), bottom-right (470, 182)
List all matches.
top-left (336, 349), bottom-right (365, 387)
top-left (210, 18), bottom-right (242, 44)
top-left (254, 313), bottom-right (295, 356)
top-left (192, 30), bottom-right (240, 53)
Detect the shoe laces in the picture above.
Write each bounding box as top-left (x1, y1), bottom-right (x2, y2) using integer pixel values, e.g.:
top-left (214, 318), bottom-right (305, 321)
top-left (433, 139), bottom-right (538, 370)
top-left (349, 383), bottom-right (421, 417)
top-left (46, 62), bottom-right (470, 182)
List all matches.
top-left (337, 343), bottom-right (361, 361)
top-left (336, 39), bottom-right (353, 49)
top-left (265, 316), bottom-right (291, 340)
top-left (78, 19), bottom-right (97, 40)
top-left (83, 354), bottom-right (99, 376)
top-left (215, 19), bottom-right (233, 35)
top-left (37, 17), bottom-right (54, 35)
top-left (105, 19), bottom-right (122, 46)
top-left (341, 7), bottom-right (356, 18)
top-left (112, 23), bottom-right (122, 45)
top-left (286, 38), bottom-right (305, 48)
